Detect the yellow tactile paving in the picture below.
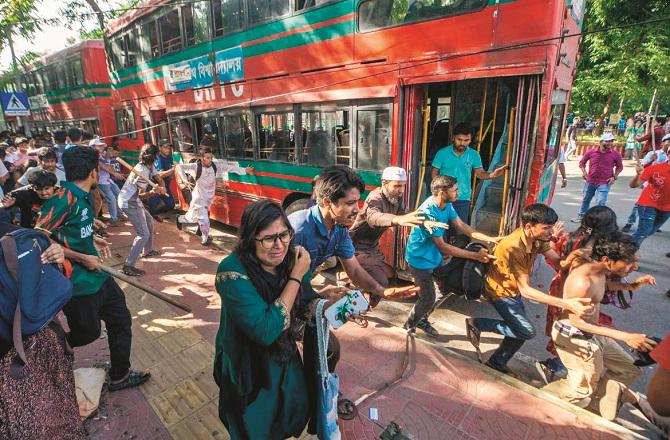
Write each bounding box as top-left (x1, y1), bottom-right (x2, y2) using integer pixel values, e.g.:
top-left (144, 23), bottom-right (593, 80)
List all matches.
top-left (114, 280), bottom-right (229, 439)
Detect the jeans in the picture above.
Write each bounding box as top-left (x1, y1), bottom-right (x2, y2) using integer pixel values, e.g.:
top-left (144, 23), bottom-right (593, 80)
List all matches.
top-left (473, 295), bottom-right (536, 369)
top-left (625, 204), bottom-right (639, 226)
top-left (579, 183), bottom-right (611, 217)
top-left (632, 206), bottom-right (670, 246)
top-left (565, 139), bottom-right (577, 158)
top-left (98, 182), bottom-right (120, 221)
top-left (62, 278), bottom-right (132, 381)
top-left (406, 266), bottom-right (445, 328)
top-left (452, 200), bottom-right (470, 224)
top-left (122, 198), bottom-right (154, 267)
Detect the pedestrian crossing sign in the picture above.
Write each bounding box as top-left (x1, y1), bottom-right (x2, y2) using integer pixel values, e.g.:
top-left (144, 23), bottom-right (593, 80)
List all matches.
top-left (0, 92), bottom-right (31, 116)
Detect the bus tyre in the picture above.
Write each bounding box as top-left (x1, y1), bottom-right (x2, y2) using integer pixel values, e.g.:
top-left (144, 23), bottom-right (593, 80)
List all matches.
top-left (285, 198), bottom-right (310, 215)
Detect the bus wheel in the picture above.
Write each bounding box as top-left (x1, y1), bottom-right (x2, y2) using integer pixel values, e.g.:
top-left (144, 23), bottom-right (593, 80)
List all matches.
top-left (285, 198), bottom-right (309, 215)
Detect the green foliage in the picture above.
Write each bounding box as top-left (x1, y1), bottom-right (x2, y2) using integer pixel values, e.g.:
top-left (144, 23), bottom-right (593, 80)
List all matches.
top-left (571, 0), bottom-right (670, 117)
top-left (59, 0), bottom-right (142, 41)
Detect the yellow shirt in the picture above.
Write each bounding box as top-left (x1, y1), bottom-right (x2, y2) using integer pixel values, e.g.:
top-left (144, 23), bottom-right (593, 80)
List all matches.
top-left (484, 227), bottom-right (552, 301)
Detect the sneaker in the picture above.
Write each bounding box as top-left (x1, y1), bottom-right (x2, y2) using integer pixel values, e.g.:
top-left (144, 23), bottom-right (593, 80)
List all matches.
top-left (416, 318), bottom-right (439, 337)
top-left (122, 265), bottom-right (145, 277)
top-left (485, 360), bottom-right (522, 379)
top-left (465, 318), bottom-right (482, 363)
top-left (108, 370), bottom-right (151, 392)
top-left (535, 360), bottom-right (555, 385)
top-left (141, 250), bottom-right (161, 259)
top-left (621, 224), bottom-right (632, 233)
top-left (570, 216), bottom-right (583, 223)
top-left (666, 252), bottom-right (670, 258)
top-left (599, 381), bottom-right (624, 421)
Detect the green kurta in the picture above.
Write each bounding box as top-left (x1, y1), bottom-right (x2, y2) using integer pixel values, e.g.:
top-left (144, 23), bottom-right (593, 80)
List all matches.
top-left (214, 253), bottom-right (314, 440)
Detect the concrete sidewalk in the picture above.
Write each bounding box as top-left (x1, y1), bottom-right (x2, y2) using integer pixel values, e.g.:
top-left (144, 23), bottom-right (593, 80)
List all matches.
top-left (76, 220), bottom-right (641, 440)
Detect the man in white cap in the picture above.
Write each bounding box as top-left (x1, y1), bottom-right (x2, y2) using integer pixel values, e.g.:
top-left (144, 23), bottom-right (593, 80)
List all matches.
top-left (572, 132), bottom-right (623, 222)
top-left (349, 166), bottom-right (434, 307)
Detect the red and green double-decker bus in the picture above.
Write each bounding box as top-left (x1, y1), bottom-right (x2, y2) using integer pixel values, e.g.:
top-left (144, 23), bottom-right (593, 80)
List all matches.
top-left (1, 40), bottom-right (114, 137)
top-left (105, 0), bottom-right (583, 262)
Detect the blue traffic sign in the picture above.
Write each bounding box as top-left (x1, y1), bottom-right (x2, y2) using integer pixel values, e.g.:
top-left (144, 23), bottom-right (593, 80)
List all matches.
top-left (0, 92), bottom-right (31, 116)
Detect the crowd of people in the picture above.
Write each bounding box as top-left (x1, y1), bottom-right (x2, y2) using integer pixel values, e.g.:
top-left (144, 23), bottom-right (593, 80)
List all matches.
top-left (1, 122), bottom-right (669, 440)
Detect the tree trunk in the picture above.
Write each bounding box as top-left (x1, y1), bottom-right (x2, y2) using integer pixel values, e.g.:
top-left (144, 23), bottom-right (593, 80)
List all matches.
top-left (84, 0), bottom-right (105, 33)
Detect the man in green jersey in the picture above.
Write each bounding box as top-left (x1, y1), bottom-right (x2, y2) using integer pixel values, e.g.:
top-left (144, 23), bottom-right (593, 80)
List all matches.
top-left (36, 146), bottom-right (150, 391)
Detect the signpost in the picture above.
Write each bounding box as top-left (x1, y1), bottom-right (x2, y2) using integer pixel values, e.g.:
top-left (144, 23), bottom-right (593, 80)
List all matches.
top-left (0, 92), bottom-right (31, 116)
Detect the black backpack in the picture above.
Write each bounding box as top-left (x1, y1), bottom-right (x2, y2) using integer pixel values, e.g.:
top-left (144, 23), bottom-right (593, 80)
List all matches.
top-left (195, 160), bottom-right (217, 181)
top-left (434, 242), bottom-right (489, 300)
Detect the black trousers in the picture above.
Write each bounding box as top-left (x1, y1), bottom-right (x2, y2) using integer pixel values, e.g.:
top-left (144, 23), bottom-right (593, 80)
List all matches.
top-left (62, 277), bottom-right (132, 381)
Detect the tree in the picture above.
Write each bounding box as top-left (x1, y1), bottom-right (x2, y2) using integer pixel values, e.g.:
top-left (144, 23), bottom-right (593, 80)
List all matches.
top-left (59, 0), bottom-right (141, 43)
top-left (571, 0), bottom-right (670, 118)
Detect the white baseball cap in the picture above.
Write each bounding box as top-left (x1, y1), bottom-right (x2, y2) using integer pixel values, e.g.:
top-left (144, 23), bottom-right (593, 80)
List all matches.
top-left (600, 133), bottom-right (616, 142)
top-left (662, 133), bottom-right (670, 142)
top-left (89, 137), bottom-right (106, 147)
top-left (381, 166), bottom-right (407, 181)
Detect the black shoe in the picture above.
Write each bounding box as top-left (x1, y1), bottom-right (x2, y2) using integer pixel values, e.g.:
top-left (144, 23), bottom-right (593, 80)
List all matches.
top-left (621, 224), bottom-right (632, 233)
top-left (108, 370), bottom-right (151, 392)
top-left (416, 318), bottom-right (439, 337)
top-left (666, 289), bottom-right (670, 299)
top-left (666, 252), bottom-right (670, 258)
top-left (122, 265), bottom-right (145, 277)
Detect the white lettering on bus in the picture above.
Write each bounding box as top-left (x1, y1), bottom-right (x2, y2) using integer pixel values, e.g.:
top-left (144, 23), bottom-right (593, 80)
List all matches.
top-left (193, 84), bottom-right (245, 102)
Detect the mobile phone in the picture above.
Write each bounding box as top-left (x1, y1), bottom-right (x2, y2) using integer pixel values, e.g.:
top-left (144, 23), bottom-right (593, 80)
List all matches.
top-left (324, 290), bottom-right (369, 329)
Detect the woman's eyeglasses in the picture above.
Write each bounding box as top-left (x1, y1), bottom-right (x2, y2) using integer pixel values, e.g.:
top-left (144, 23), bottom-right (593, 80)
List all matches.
top-left (255, 230), bottom-right (293, 249)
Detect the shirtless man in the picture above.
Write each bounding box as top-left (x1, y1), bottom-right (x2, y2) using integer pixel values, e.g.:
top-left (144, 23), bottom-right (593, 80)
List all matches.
top-left (546, 231), bottom-right (657, 420)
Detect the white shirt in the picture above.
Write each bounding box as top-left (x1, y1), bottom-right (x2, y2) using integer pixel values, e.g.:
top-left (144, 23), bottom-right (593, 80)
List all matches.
top-left (18, 166), bottom-right (66, 186)
top-left (117, 163), bottom-right (157, 209)
top-left (641, 149), bottom-right (668, 166)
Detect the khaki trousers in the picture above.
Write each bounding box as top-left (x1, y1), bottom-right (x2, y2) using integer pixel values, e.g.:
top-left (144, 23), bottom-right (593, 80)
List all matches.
top-left (546, 323), bottom-right (640, 411)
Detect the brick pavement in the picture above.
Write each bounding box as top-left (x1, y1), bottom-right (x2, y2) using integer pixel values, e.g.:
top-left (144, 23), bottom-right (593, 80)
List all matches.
top-left (76, 221), bottom-right (637, 440)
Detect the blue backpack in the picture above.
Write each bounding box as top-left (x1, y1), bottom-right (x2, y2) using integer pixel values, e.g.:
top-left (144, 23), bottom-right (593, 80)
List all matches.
top-left (0, 229), bottom-right (73, 367)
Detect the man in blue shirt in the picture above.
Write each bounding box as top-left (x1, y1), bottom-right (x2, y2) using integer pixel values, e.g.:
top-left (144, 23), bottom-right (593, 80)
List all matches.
top-left (405, 175), bottom-right (499, 337)
top-left (289, 165), bottom-right (416, 420)
top-left (148, 139), bottom-right (176, 216)
top-left (431, 123), bottom-right (507, 223)
top-left (290, 165), bottom-right (414, 298)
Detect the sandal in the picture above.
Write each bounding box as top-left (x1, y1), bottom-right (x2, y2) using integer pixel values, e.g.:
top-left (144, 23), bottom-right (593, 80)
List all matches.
top-left (108, 370), bottom-right (151, 392)
top-left (122, 265), bottom-right (145, 277)
top-left (337, 392), bottom-right (357, 420)
top-left (141, 250), bottom-right (161, 258)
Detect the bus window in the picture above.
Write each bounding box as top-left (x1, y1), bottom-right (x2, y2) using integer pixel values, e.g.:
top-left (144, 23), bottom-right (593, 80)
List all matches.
top-left (123, 30), bottom-right (140, 67)
top-left (222, 114), bottom-right (253, 159)
top-left (249, 0), bottom-right (290, 25)
top-left (545, 104), bottom-right (566, 165)
top-left (295, 0), bottom-right (331, 11)
top-left (258, 112), bottom-right (295, 162)
top-left (301, 111), bottom-right (348, 167)
top-left (159, 9), bottom-right (183, 55)
top-left (110, 36), bottom-right (125, 71)
top-left (83, 120), bottom-right (100, 135)
top-left (115, 109), bottom-right (138, 139)
top-left (141, 116), bottom-right (153, 144)
top-left (358, 0), bottom-right (487, 32)
top-left (197, 117), bottom-right (220, 151)
top-left (182, 4), bottom-right (209, 47)
top-left (173, 119), bottom-right (195, 152)
top-left (356, 109), bottom-right (390, 171)
top-left (142, 20), bottom-right (160, 59)
top-left (212, 0), bottom-right (244, 36)
top-left (70, 58), bottom-right (84, 85)
top-left (56, 64), bottom-right (67, 90)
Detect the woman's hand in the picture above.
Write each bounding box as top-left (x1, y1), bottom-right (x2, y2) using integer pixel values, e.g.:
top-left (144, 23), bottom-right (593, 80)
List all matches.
top-left (41, 243), bottom-right (65, 265)
top-left (290, 246), bottom-right (311, 279)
